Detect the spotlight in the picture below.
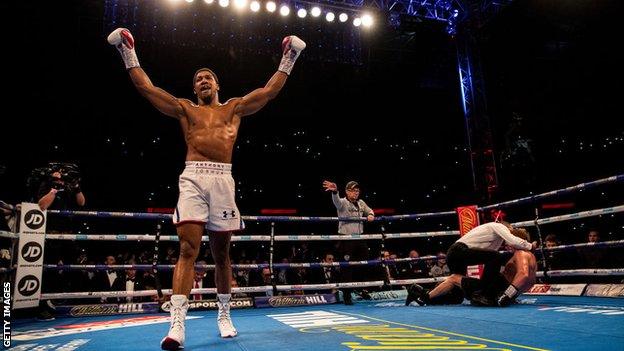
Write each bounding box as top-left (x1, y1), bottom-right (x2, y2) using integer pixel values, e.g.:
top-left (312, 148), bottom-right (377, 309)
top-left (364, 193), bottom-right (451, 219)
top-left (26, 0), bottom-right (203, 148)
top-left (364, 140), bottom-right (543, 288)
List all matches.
top-left (204, 0), bottom-right (214, 3)
top-left (311, 6), bottom-right (321, 17)
top-left (297, 8), bottom-right (307, 18)
top-left (185, 0), bottom-right (194, 3)
top-left (353, 17), bottom-right (361, 27)
top-left (219, 0), bottom-right (229, 7)
top-left (266, 1), bottom-right (276, 12)
top-left (325, 12), bottom-right (335, 22)
top-left (250, 0), bottom-right (260, 11)
top-left (280, 5), bottom-right (290, 16)
top-left (361, 13), bottom-right (373, 27)
top-left (234, 0), bottom-right (247, 9)
top-left (339, 13), bottom-right (348, 22)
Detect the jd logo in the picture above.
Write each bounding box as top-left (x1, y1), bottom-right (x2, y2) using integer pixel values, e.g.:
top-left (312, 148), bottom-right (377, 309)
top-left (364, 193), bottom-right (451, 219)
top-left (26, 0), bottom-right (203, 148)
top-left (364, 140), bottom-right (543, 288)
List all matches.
top-left (21, 242), bottom-right (43, 262)
top-left (24, 209), bottom-right (45, 230)
top-left (18, 275), bottom-right (40, 296)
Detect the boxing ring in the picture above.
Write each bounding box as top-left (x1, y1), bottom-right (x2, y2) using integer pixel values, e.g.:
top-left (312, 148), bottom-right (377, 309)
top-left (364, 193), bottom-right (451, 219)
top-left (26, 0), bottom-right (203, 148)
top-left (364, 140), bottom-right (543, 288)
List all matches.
top-left (6, 295), bottom-right (624, 350)
top-left (2, 175), bottom-right (624, 350)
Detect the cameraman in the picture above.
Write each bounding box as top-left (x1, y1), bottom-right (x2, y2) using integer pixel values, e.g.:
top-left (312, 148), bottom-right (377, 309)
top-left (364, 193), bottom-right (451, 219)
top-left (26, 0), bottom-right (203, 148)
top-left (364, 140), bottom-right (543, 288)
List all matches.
top-left (37, 170), bottom-right (85, 210)
top-left (35, 166), bottom-right (85, 320)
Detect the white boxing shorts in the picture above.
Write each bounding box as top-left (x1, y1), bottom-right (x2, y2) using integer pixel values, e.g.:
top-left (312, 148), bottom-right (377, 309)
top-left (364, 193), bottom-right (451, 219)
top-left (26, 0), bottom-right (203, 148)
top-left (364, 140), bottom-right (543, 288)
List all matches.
top-left (173, 161), bottom-right (245, 232)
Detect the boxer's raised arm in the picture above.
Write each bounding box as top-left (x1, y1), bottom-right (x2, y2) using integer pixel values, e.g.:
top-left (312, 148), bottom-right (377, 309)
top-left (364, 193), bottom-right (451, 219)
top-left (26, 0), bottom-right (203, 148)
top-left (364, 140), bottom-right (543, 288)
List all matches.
top-left (234, 36), bottom-right (306, 117)
top-left (108, 28), bottom-right (185, 120)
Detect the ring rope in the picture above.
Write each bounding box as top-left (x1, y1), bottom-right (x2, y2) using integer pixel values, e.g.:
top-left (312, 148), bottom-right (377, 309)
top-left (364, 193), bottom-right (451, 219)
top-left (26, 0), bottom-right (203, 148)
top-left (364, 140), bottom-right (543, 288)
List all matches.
top-left (0, 231), bottom-right (19, 239)
top-left (42, 257), bottom-right (437, 271)
top-left (39, 279), bottom-right (445, 300)
top-left (42, 174), bottom-right (622, 222)
top-left (8, 205), bottom-right (618, 243)
top-left (38, 231), bottom-right (461, 242)
top-left (479, 174), bottom-right (624, 211)
top-left (540, 239), bottom-right (624, 252)
top-left (42, 238), bottom-right (624, 272)
top-left (512, 204), bottom-right (624, 227)
top-left (39, 269), bottom-right (624, 300)
top-left (537, 268), bottom-right (624, 277)
top-left (46, 211), bottom-right (456, 222)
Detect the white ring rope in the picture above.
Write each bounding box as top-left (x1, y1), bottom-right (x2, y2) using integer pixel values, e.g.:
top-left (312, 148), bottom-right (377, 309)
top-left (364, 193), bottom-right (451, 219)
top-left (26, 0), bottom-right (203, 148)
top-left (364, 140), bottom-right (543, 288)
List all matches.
top-left (39, 268), bottom-right (624, 300)
top-left (40, 231), bottom-right (461, 242)
top-left (4, 205), bottom-right (620, 243)
top-left (512, 205), bottom-right (624, 227)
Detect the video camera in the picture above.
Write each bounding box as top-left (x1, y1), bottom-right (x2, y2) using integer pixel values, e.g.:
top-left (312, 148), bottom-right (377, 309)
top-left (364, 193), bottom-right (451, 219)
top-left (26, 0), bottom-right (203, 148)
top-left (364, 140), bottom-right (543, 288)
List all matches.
top-left (26, 162), bottom-right (82, 195)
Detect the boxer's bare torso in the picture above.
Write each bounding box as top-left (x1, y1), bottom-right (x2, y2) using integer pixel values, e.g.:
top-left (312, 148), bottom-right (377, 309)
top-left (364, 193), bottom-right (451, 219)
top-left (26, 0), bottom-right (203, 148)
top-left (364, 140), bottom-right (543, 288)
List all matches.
top-left (178, 99), bottom-right (241, 163)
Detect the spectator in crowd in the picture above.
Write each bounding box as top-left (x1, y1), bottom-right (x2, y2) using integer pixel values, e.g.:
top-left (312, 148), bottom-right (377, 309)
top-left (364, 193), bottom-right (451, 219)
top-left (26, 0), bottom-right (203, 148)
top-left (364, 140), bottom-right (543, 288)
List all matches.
top-left (542, 234), bottom-right (566, 270)
top-left (387, 252), bottom-right (401, 280)
top-left (276, 258), bottom-right (290, 285)
top-left (259, 268), bottom-right (274, 296)
top-left (235, 260), bottom-right (251, 288)
top-left (580, 229), bottom-right (604, 268)
top-left (545, 234), bottom-right (559, 249)
top-left (588, 230), bottom-right (600, 243)
top-left (165, 247), bottom-right (177, 263)
top-left (313, 253), bottom-right (340, 294)
top-left (290, 267), bottom-right (310, 295)
top-left (429, 252), bottom-right (450, 277)
top-left (95, 255), bottom-right (125, 302)
top-left (0, 248), bottom-right (10, 268)
top-left (160, 251), bottom-right (180, 289)
top-left (124, 265), bottom-right (146, 303)
top-left (190, 260), bottom-right (211, 301)
top-left (231, 276), bottom-right (247, 298)
top-left (380, 250), bottom-right (399, 281)
top-left (69, 248), bottom-right (95, 293)
top-left (0, 201), bottom-right (19, 232)
top-left (399, 250), bottom-right (428, 279)
top-left (425, 257), bottom-right (436, 274)
top-left (143, 276), bottom-right (162, 303)
top-left (292, 243), bottom-right (312, 263)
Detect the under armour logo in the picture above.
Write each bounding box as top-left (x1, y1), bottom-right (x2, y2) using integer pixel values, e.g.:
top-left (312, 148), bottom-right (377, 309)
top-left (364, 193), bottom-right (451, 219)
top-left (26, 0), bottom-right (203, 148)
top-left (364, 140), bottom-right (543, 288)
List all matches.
top-left (222, 210), bottom-right (237, 219)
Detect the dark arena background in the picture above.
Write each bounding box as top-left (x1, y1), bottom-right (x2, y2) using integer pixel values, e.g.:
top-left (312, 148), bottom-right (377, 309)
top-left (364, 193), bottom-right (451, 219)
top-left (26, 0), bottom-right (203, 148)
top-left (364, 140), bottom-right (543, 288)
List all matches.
top-left (1, 1), bottom-right (623, 350)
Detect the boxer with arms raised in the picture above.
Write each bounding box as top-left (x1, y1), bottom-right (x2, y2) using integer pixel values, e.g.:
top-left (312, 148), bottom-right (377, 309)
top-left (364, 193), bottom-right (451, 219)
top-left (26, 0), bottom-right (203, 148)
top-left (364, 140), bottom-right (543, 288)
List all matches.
top-left (108, 28), bottom-right (306, 350)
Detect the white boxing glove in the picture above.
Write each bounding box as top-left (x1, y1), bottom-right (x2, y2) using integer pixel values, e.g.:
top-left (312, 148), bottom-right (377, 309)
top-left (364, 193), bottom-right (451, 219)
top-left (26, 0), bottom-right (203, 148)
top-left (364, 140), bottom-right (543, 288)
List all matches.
top-left (278, 35), bottom-right (306, 75)
top-left (107, 28), bottom-right (140, 70)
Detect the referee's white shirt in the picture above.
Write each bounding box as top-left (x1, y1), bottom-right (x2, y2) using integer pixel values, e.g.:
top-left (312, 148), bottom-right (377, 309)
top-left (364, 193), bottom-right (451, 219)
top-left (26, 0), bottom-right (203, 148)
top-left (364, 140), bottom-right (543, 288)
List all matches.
top-left (457, 222), bottom-right (532, 251)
